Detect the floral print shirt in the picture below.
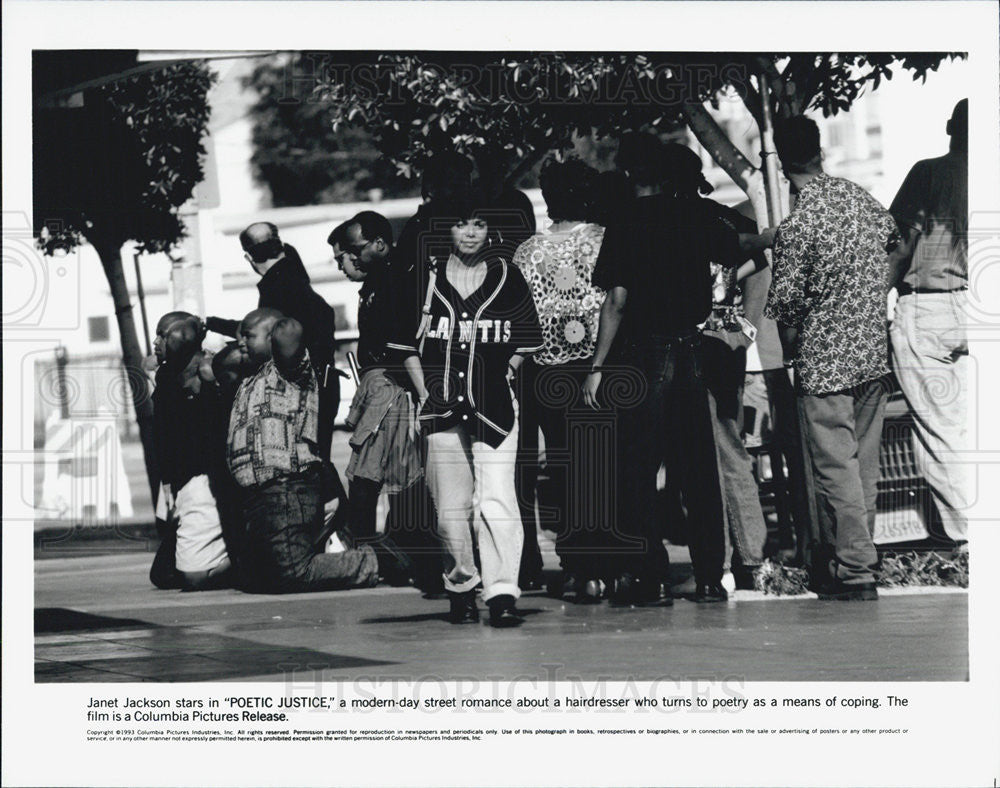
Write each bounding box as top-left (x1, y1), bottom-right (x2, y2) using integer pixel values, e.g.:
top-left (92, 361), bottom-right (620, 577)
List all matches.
top-left (513, 223), bottom-right (606, 366)
top-left (766, 174), bottom-right (898, 395)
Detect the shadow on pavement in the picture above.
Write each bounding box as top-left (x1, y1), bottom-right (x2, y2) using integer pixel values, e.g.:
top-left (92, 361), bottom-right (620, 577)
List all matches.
top-left (35, 607), bottom-right (397, 682)
top-left (360, 607), bottom-right (548, 625)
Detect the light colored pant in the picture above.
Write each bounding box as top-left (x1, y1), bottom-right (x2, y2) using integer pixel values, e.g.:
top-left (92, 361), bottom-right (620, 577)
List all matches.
top-left (424, 423), bottom-right (523, 602)
top-left (171, 475), bottom-right (229, 574)
top-left (891, 292), bottom-right (969, 542)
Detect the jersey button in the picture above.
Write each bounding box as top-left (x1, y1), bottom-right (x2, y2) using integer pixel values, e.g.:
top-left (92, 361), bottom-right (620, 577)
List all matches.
top-left (460, 343), bottom-right (467, 349)
top-left (461, 312), bottom-right (469, 318)
top-left (458, 371), bottom-right (465, 378)
top-left (457, 395), bottom-right (464, 402)
top-left (462, 415), bottom-right (469, 421)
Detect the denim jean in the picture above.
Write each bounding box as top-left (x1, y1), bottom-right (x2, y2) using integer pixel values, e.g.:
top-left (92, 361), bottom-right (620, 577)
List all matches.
top-left (702, 334), bottom-right (767, 569)
top-left (799, 377), bottom-right (888, 584)
top-left (617, 334), bottom-right (726, 586)
top-left (513, 359), bottom-right (545, 582)
top-left (891, 292), bottom-right (968, 542)
top-left (762, 368), bottom-right (814, 558)
top-left (241, 466), bottom-right (378, 593)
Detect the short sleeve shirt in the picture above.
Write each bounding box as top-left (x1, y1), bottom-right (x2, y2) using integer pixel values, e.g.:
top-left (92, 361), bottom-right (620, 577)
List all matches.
top-left (766, 174), bottom-right (897, 395)
top-left (889, 151), bottom-right (967, 290)
top-left (226, 352), bottom-right (321, 487)
top-left (592, 195), bottom-right (741, 337)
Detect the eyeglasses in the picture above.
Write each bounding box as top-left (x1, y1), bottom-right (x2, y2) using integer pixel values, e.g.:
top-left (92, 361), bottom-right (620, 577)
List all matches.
top-left (345, 237), bottom-right (376, 257)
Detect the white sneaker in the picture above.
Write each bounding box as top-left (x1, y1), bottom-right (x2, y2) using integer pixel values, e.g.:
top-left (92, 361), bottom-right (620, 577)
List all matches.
top-left (721, 572), bottom-right (736, 594)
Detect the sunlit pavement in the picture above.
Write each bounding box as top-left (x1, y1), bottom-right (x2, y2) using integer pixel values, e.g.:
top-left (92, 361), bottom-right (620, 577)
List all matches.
top-left (35, 549), bottom-right (967, 683)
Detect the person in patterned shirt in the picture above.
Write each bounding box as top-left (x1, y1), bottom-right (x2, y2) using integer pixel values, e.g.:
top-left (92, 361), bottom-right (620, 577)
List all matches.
top-left (226, 308), bottom-right (378, 594)
top-left (766, 115), bottom-right (899, 601)
top-left (514, 157), bottom-right (616, 603)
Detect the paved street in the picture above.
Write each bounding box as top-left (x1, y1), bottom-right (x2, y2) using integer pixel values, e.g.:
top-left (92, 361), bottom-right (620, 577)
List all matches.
top-left (35, 552), bottom-right (968, 683)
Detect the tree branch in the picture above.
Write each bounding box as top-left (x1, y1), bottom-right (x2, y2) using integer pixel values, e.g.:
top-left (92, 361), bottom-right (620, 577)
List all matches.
top-left (682, 101), bottom-right (770, 229)
top-left (682, 102), bottom-right (756, 191)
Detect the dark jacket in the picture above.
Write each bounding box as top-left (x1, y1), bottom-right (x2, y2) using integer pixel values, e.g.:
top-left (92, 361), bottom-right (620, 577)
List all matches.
top-left (153, 358), bottom-right (227, 492)
top-left (206, 244), bottom-right (337, 378)
top-left (256, 245), bottom-right (338, 376)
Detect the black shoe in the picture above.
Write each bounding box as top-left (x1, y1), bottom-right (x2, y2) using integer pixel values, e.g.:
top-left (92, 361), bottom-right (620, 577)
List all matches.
top-left (519, 573), bottom-right (545, 593)
top-left (487, 594), bottom-right (524, 628)
top-left (816, 578), bottom-right (878, 601)
top-left (372, 535), bottom-right (414, 586)
top-left (548, 572), bottom-right (579, 600)
top-left (447, 590), bottom-right (480, 624)
top-left (637, 581), bottom-right (674, 608)
top-left (576, 579), bottom-right (604, 605)
top-left (610, 573), bottom-right (639, 607)
top-left (691, 583), bottom-right (729, 603)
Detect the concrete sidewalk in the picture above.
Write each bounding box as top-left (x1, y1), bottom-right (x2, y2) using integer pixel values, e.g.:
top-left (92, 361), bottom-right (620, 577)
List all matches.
top-left (35, 553), bottom-right (968, 683)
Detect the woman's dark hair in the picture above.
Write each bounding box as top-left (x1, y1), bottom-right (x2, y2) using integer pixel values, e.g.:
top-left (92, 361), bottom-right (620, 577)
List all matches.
top-left (661, 143), bottom-right (714, 198)
top-left (539, 156), bottom-right (598, 223)
top-left (615, 131), bottom-right (667, 187)
top-left (587, 170), bottom-right (634, 226)
top-left (436, 185), bottom-right (491, 224)
top-left (421, 150), bottom-right (474, 201)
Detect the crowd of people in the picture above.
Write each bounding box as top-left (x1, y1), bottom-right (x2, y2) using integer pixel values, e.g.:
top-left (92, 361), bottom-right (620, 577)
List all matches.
top-left (147, 100), bottom-right (968, 628)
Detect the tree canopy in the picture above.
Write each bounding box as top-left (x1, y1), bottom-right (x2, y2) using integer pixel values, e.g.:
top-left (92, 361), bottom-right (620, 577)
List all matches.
top-left (34, 60), bottom-right (215, 254)
top-left (309, 51), bottom-right (963, 197)
top-left (246, 54), bottom-right (418, 207)
top-left (33, 56), bottom-right (216, 501)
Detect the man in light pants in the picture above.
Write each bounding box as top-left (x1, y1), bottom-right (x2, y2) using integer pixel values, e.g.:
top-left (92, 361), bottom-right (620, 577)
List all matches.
top-left (889, 99), bottom-right (969, 549)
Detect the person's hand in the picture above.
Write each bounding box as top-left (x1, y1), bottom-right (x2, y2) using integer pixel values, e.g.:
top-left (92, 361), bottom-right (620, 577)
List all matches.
top-left (582, 371), bottom-right (602, 410)
top-left (759, 227), bottom-right (778, 248)
top-left (410, 388), bottom-right (430, 441)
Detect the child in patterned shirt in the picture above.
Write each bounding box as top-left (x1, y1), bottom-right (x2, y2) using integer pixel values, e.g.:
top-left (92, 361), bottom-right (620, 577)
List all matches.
top-left (226, 308), bottom-right (378, 593)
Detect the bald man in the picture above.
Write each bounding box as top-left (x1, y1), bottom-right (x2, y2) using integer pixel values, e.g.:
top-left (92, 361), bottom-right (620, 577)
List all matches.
top-left (227, 309), bottom-right (378, 593)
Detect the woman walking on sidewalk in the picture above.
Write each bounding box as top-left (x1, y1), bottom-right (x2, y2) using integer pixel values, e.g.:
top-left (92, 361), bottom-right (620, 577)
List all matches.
top-left (389, 188), bottom-right (544, 627)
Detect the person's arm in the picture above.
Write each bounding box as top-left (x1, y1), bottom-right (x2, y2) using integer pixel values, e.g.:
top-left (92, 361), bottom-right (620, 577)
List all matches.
top-left (777, 325), bottom-right (800, 366)
top-left (886, 221), bottom-right (917, 290)
top-left (741, 264), bottom-right (771, 333)
top-left (204, 316), bottom-right (240, 338)
top-left (887, 161), bottom-right (928, 290)
top-left (738, 227), bottom-right (778, 256)
top-left (764, 216), bottom-right (812, 335)
top-left (582, 286), bottom-right (627, 409)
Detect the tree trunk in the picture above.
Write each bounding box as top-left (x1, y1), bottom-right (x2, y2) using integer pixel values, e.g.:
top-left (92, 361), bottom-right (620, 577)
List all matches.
top-left (91, 236), bottom-right (159, 506)
top-left (682, 102), bottom-right (771, 230)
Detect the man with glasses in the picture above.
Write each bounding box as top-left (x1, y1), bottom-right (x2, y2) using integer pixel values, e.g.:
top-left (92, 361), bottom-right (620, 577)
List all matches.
top-left (329, 212), bottom-right (445, 592)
